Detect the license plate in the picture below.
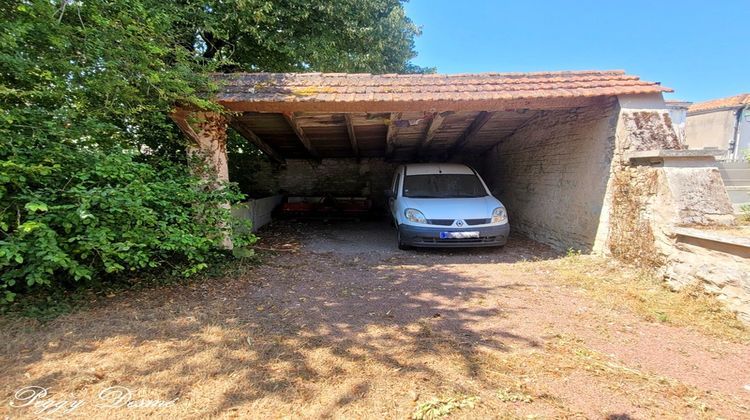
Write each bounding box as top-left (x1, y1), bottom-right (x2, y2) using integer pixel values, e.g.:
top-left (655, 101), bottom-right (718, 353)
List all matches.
top-left (440, 231), bottom-right (480, 239)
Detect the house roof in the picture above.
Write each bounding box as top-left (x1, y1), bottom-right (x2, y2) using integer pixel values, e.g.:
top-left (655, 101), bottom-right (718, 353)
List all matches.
top-left (212, 70), bottom-right (670, 112)
top-left (689, 93), bottom-right (750, 114)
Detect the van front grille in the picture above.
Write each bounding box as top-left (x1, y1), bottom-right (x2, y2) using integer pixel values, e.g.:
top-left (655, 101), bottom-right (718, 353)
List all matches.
top-left (416, 236), bottom-right (498, 244)
top-left (427, 219), bottom-right (454, 226)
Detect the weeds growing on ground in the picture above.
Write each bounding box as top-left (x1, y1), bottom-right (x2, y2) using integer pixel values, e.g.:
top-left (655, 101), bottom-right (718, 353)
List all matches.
top-left (545, 254), bottom-right (749, 342)
top-left (412, 395), bottom-right (480, 419)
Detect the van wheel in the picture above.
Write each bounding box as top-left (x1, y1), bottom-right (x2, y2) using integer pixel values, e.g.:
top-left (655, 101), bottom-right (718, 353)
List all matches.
top-left (396, 229), bottom-right (411, 250)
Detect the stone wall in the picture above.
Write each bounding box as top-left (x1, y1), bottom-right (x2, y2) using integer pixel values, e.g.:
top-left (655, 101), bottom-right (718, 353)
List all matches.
top-left (477, 100), bottom-right (619, 251)
top-left (235, 158), bottom-right (397, 210)
top-left (665, 229), bottom-right (750, 324)
top-left (603, 101), bottom-right (683, 263)
top-left (605, 96), bottom-right (747, 322)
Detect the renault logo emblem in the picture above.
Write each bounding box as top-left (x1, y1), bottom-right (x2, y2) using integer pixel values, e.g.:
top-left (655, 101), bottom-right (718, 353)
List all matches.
top-left (456, 220), bottom-right (464, 227)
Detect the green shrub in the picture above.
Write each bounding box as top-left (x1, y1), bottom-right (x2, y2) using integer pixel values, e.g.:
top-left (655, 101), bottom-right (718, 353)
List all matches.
top-left (0, 144), bottom-right (254, 302)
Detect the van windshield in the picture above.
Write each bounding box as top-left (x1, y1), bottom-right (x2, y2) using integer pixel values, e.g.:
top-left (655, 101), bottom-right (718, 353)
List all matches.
top-left (403, 174), bottom-right (488, 198)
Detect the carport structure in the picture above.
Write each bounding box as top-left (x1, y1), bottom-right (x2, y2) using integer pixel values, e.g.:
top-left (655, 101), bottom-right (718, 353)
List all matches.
top-left (184, 71), bottom-right (669, 162)
top-left (172, 70), bottom-right (687, 253)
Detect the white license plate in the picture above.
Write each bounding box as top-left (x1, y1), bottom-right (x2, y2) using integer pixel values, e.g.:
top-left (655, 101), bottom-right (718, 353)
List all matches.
top-left (440, 231), bottom-right (480, 239)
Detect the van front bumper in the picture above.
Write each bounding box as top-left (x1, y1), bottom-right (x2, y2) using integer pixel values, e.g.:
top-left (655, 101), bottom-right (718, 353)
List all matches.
top-left (398, 223), bottom-right (509, 248)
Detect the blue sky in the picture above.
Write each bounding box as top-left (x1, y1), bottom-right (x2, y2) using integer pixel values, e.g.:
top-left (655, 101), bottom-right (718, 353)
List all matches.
top-left (404, 0), bottom-right (749, 102)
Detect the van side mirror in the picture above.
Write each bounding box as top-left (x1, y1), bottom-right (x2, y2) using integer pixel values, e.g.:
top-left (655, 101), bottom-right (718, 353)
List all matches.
top-left (384, 189), bottom-right (395, 198)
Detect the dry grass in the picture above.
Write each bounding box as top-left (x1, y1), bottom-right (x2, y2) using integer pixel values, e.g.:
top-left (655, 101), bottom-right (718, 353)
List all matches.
top-left (411, 395), bottom-right (480, 419)
top-left (531, 254), bottom-right (750, 343)
top-left (1, 244), bottom-right (749, 419)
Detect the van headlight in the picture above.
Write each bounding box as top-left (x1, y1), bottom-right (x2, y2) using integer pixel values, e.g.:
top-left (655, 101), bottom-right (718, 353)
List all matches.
top-left (404, 208), bottom-right (427, 224)
top-left (491, 207), bottom-right (507, 224)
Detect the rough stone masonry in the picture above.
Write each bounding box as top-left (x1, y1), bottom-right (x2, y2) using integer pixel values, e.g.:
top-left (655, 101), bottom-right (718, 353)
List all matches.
top-left (606, 96), bottom-right (749, 323)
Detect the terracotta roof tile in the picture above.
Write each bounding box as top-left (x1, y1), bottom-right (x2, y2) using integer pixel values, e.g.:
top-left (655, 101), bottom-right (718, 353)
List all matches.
top-left (212, 70), bottom-right (670, 104)
top-left (688, 93), bottom-right (750, 114)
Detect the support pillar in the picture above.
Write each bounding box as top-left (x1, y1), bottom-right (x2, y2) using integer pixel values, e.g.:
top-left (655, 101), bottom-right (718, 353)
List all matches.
top-left (599, 95), bottom-right (748, 323)
top-left (171, 109), bottom-right (233, 249)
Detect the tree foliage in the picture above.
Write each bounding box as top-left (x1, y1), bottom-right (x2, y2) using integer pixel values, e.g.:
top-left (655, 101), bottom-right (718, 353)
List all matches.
top-left (0, 0), bottom-right (426, 302)
top-left (178, 0), bottom-right (428, 73)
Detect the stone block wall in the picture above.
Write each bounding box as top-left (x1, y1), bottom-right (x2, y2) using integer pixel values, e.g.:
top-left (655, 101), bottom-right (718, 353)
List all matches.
top-left (601, 96), bottom-right (683, 262)
top-left (605, 96), bottom-right (747, 323)
top-left (478, 100), bottom-right (619, 251)
top-left (239, 158), bottom-right (397, 210)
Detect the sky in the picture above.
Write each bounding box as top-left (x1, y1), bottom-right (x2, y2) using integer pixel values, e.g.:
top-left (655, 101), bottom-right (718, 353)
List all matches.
top-left (404, 0), bottom-right (749, 103)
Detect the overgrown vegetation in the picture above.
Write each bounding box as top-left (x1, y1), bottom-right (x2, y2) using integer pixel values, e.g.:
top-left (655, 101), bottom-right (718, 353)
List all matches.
top-left (740, 204), bottom-right (750, 223)
top-left (607, 168), bottom-right (663, 267)
top-left (412, 396), bottom-right (480, 419)
top-left (1, 0), bottom-right (426, 305)
top-left (545, 254), bottom-right (749, 342)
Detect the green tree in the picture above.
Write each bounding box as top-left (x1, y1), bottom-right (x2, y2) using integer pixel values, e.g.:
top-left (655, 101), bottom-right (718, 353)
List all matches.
top-left (180, 0), bottom-right (428, 73)
top-left (0, 0), bottom-right (427, 301)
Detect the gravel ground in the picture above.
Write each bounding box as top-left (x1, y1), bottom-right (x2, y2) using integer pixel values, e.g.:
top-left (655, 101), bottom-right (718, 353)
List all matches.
top-left (1, 219), bottom-right (749, 419)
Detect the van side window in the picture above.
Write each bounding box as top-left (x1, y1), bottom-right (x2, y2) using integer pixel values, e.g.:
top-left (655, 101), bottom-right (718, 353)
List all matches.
top-left (393, 173), bottom-right (401, 196)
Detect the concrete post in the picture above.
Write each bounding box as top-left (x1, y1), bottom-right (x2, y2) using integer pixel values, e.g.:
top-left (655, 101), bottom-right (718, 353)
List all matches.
top-left (171, 110), bottom-right (233, 250)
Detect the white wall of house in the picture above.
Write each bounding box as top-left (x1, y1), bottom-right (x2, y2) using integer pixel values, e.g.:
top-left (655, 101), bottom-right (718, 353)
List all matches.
top-left (736, 109), bottom-right (750, 159)
top-left (685, 109), bottom-right (736, 155)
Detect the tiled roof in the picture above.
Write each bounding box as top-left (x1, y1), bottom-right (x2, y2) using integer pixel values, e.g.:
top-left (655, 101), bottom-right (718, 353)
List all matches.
top-left (688, 93), bottom-right (750, 114)
top-left (213, 70), bottom-right (670, 104)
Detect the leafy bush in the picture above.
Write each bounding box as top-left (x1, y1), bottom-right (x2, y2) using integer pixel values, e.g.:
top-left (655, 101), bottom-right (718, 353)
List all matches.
top-left (0, 144), bottom-right (253, 302)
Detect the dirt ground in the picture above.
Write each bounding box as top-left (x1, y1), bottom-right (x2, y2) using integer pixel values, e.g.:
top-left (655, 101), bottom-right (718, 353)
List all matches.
top-left (1, 220), bottom-right (750, 419)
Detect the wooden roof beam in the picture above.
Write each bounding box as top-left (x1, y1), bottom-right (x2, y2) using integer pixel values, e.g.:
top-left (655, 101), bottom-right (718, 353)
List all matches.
top-left (417, 112), bottom-right (448, 159)
top-left (445, 111), bottom-right (495, 158)
top-left (344, 114), bottom-right (359, 158)
top-left (282, 112), bottom-right (320, 158)
top-left (229, 122), bottom-right (286, 164)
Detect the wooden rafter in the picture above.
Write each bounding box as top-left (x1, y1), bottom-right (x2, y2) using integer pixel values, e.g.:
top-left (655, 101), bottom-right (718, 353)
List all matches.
top-left (445, 111), bottom-right (495, 157)
top-left (385, 112), bottom-right (402, 160)
top-left (169, 109), bottom-right (201, 145)
top-left (344, 114), bottom-right (359, 158)
top-left (230, 122), bottom-right (285, 164)
top-left (417, 112), bottom-right (447, 158)
top-left (283, 112), bottom-right (320, 158)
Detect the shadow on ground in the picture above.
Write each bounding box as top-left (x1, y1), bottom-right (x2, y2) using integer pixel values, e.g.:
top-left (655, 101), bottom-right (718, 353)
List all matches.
top-left (2, 220), bottom-right (748, 419)
top-left (1, 219), bottom-right (561, 418)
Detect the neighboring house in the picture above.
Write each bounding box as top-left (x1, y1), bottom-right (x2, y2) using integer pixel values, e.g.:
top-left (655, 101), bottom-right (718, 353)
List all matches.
top-left (665, 100), bottom-right (692, 146)
top-left (685, 93), bottom-right (750, 161)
